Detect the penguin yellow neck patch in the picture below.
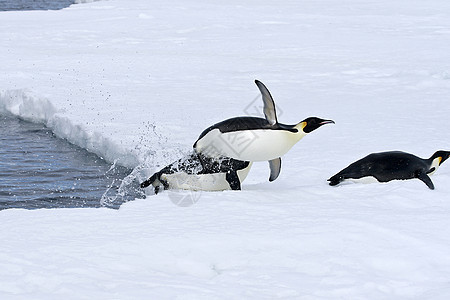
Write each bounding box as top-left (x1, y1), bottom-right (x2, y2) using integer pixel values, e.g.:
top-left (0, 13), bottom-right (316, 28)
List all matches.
top-left (295, 121), bottom-right (307, 131)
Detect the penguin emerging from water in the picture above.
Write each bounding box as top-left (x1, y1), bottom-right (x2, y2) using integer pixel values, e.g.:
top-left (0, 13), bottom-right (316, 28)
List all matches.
top-left (328, 150), bottom-right (450, 189)
top-left (194, 80), bottom-right (334, 181)
top-left (140, 152), bottom-right (252, 194)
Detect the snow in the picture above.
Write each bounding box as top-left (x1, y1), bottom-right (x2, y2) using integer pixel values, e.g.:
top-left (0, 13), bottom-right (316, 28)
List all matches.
top-left (1, 0), bottom-right (450, 298)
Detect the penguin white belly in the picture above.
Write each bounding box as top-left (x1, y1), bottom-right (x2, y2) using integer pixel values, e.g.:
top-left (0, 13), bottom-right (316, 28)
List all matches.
top-left (162, 173), bottom-right (230, 191)
top-left (196, 129), bottom-right (303, 161)
top-left (350, 176), bottom-right (379, 184)
top-left (161, 163), bottom-right (252, 191)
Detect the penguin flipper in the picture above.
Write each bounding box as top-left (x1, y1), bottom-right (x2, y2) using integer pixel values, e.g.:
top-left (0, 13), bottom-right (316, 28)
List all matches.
top-left (268, 157), bottom-right (281, 182)
top-left (255, 80), bottom-right (278, 125)
top-left (416, 170), bottom-right (435, 190)
top-left (226, 170), bottom-right (241, 190)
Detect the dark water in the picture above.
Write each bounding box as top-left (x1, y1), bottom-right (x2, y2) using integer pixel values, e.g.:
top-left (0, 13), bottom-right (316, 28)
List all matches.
top-left (0, 0), bottom-right (74, 11)
top-left (0, 115), bottom-right (144, 209)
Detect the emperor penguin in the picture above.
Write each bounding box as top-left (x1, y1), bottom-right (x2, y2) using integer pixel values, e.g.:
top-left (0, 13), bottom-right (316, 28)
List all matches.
top-left (193, 80), bottom-right (334, 181)
top-left (328, 150), bottom-right (450, 189)
top-left (140, 152), bottom-right (252, 194)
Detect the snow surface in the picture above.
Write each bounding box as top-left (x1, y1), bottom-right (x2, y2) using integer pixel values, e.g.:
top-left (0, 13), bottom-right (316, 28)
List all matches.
top-left (1, 0), bottom-right (450, 298)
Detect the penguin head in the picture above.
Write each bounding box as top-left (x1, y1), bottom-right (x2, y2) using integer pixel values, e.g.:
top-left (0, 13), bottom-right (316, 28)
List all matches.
top-left (299, 117), bottom-right (335, 133)
top-left (432, 150), bottom-right (450, 166)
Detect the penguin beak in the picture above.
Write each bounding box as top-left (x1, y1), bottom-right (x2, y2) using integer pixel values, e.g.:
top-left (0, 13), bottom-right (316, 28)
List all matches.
top-left (319, 119), bottom-right (335, 126)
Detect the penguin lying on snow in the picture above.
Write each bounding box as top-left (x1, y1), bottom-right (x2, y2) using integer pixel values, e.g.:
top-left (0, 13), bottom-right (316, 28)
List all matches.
top-left (194, 80), bottom-right (334, 181)
top-left (328, 151), bottom-right (450, 189)
top-left (140, 152), bottom-right (252, 194)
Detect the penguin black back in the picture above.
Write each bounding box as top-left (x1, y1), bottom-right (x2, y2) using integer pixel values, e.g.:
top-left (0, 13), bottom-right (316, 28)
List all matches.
top-left (328, 150), bottom-right (450, 189)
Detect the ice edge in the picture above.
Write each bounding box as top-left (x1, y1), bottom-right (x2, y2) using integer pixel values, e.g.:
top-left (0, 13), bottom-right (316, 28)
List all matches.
top-left (0, 89), bottom-right (139, 169)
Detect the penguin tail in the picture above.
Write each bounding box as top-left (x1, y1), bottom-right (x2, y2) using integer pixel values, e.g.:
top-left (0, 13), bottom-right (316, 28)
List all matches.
top-left (327, 174), bottom-right (343, 186)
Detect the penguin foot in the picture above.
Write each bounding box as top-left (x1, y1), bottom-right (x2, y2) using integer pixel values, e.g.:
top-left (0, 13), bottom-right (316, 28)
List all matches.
top-left (154, 185), bottom-right (161, 194)
top-left (152, 178), bottom-right (168, 194)
top-left (140, 172), bottom-right (160, 189)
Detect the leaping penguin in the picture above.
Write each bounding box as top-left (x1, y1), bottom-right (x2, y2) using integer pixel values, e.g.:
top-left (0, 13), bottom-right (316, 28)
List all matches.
top-left (194, 80), bottom-right (334, 181)
top-left (328, 150), bottom-right (450, 189)
top-left (140, 152), bottom-right (252, 194)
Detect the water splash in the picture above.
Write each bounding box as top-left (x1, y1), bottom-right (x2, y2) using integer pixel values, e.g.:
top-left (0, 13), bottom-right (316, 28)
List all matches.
top-left (100, 162), bottom-right (145, 207)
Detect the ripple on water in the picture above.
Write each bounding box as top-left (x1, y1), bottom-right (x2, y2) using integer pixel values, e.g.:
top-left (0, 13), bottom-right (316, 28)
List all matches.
top-left (0, 114), bottom-right (144, 210)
